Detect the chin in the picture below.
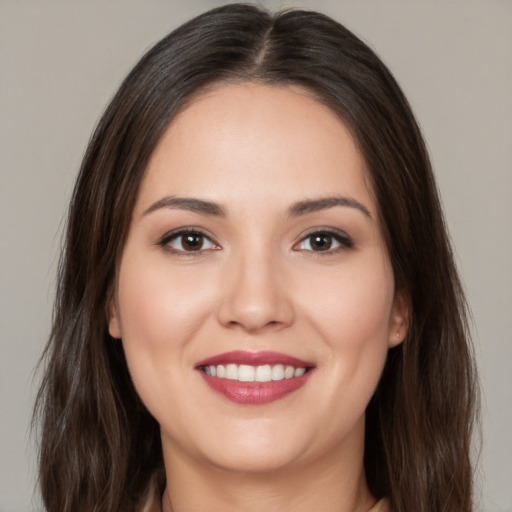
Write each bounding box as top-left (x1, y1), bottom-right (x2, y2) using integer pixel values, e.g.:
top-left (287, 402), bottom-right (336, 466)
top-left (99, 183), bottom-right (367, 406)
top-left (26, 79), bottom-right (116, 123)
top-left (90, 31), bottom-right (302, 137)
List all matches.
top-left (161, 419), bottom-right (310, 475)
top-left (205, 444), bottom-right (304, 475)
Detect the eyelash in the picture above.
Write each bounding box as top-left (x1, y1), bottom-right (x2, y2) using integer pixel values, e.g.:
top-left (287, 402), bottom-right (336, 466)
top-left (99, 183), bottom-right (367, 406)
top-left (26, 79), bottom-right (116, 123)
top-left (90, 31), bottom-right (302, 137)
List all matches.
top-left (158, 228), bottom-right (219, 256)
top-left (157, 228), bottom-right (353, 256)
top-left (293, 229), bottom-right (354, 255)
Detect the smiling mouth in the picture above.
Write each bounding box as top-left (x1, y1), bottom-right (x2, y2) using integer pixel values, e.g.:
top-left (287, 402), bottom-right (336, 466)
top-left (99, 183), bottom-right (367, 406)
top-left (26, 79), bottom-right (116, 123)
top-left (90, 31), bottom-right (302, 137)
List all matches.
top-left (201, 363), bottom-right (307, 382)
top-left (196, 351), bottom-right (315, 404)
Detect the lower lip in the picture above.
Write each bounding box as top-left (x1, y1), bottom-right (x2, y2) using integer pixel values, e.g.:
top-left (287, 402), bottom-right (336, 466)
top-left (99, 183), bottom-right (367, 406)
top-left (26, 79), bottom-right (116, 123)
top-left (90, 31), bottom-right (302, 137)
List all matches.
top-left (200, 372), bottom-right (311, 405)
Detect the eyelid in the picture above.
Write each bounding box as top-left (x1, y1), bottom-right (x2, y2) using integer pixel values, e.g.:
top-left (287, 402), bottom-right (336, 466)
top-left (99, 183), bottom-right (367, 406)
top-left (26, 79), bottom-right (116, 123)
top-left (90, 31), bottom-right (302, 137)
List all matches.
top-left (293, 228), bottom-right (354, 253)
top-left (158, 227), bottom-right (220, 254)
top-left (156, 226), bottom-right (352, 255)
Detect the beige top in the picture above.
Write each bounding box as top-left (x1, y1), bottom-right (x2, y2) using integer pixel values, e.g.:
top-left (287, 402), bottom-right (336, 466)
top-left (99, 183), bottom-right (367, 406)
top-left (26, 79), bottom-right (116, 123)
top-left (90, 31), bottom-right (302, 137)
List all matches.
top-left (141, 489), bottom-right (390, 512)
top-left (370, 498), bottom-right (390, 512)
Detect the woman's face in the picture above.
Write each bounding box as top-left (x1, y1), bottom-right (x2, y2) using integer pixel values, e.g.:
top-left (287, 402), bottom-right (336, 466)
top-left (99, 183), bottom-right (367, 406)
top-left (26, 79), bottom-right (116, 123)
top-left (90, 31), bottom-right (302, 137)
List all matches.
top-left (109, 83), bottom-right (407, 475)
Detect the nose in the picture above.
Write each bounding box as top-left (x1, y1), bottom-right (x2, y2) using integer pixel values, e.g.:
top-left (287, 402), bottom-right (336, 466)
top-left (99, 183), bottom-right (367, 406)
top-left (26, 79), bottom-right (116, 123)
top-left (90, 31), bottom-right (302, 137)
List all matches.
top-left (216, 249), bottom-right (295, 333)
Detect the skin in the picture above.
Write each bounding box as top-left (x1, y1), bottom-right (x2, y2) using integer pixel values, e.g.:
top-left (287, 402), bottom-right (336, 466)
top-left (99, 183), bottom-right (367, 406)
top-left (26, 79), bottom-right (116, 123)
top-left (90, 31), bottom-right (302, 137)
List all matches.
top-left (109, 83), bottom-right (408, 512)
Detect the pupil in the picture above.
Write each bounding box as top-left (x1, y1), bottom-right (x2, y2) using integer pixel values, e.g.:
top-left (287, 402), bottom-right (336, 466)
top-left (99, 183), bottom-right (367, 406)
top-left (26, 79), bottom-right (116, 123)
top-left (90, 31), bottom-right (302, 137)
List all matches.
top-left (312, 234), bottom-right (331, 251)
top-left (183, 233), bottom-right (203, 250)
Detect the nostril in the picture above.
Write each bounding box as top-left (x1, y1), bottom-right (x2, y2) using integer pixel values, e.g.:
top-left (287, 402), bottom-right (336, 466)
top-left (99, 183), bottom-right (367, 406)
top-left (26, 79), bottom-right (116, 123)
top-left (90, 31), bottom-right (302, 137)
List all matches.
top-left (215, 266), bottom-right (295, 332)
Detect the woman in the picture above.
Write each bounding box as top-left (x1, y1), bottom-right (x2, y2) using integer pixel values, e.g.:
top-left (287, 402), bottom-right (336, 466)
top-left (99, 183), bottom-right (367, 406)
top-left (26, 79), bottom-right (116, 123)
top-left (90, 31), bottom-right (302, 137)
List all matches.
top-left (34, 4), bottom-right (479, 512)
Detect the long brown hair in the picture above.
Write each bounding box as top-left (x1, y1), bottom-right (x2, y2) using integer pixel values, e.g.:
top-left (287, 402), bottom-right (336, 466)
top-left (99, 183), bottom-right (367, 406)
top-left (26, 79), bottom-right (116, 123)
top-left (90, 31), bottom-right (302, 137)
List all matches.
top-left (34, 4), bottom-right (479, 511)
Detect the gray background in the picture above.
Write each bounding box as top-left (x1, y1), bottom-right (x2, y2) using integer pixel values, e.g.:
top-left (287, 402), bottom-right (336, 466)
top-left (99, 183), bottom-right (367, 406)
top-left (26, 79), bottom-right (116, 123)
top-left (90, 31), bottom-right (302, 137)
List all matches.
top-left (1, 1), bottom-right (510, 511)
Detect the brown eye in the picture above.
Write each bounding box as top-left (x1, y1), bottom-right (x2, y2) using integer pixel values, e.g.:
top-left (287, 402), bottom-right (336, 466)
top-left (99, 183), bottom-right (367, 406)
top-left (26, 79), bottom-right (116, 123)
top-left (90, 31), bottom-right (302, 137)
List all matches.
top-left (309, 233), bottom-right (334, 251)
top-left (163, 230), bottom-right (217, 253)
top-left (181, 233), bottom-right (204, 251)
top-left (295, 230), bottom-right (353, 253)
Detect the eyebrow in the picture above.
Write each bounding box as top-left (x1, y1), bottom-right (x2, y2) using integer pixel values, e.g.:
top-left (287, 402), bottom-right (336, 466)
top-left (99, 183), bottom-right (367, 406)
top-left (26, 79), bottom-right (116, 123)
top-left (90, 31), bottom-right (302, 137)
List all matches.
top-left (287, 196), bottom-right (372, 219)
top-left (142, 196), bottom-right (226, 217)
top-left (142, 195), bottom-right (371, 220)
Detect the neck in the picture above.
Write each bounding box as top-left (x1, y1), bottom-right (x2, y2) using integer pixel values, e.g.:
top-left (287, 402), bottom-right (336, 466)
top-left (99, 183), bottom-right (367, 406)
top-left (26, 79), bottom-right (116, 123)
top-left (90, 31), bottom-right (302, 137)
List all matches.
top-left (160, 429), bottom-right (375, 512)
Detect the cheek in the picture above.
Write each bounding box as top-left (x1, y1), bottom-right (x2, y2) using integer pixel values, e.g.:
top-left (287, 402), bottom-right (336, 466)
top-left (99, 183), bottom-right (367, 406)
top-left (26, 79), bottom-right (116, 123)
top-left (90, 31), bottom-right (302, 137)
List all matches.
top-left (298, 254), bottom-right (394, 405)
top-left (302, 260), bottom-right (394, 429)
top-left (117, 253), bottom-right (215, 350)
top-left (115, 252), bottom-right (217, 411)
top-left (302, 256), bottom-right (395, 349)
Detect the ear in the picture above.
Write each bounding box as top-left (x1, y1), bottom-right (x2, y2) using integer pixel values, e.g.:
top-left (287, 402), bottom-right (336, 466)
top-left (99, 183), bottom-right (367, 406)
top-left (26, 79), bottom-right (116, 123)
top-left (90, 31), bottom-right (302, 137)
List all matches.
top-left (388, 288), bottom-right (410, 348)
top-left (107, 292), bottom-right (122, 339)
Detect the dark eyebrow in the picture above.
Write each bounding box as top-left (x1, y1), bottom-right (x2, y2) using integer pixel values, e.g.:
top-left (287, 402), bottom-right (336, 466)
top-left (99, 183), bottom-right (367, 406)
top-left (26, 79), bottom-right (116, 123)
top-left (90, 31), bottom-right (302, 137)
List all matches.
top-left (288, 196), bottom-right (372, 219)
top-left (142, 195), bottom-right (371, 220)
top-left (142, 196), bottom-right (226, 217)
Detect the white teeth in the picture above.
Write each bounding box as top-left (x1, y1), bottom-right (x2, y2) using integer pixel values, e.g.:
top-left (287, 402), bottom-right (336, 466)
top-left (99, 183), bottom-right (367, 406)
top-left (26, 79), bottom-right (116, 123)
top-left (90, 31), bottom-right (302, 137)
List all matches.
top-left (271, 364), bottom-right (284, 381)
top-left (225, 364), bottom-right (238, 380)
top-left (238, 364), bottom-right (255, 382)
top-left (255, 365), bottom-right (272, 382)
top-left (294, 367), bottom-right (306, 377)
top-left (284, 365), bottom-right (294, 379)
top-left (203, 363), bottom-right (308, 382)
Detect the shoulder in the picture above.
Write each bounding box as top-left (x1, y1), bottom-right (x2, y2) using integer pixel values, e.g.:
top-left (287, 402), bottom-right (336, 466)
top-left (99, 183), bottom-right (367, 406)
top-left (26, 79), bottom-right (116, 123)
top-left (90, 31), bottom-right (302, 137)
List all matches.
top-left (369, 498), bottom-right (391, 512)
top-left (138, 474), bottom-right (162, 512)
top-left (139, 492), bottom-right (161, 512)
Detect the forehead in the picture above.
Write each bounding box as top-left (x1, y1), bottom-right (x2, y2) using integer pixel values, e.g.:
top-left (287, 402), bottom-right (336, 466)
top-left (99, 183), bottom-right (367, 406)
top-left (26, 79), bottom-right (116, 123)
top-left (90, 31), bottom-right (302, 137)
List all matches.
top-left (136, 83), bottom-right (375, 216)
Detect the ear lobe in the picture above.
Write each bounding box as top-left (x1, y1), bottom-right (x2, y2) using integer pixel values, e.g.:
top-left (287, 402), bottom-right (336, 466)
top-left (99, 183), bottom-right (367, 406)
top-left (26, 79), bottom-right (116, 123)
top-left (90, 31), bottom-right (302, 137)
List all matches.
top-left (107, 295), bottom-right (122, 339)
top-left (389, 289), bottom-right (410, 348)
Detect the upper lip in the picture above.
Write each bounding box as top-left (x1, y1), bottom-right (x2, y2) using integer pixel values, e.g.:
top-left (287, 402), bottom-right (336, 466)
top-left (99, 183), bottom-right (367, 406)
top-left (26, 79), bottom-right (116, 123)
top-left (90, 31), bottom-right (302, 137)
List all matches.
top-left (195, 350), bottom-right (314, 368)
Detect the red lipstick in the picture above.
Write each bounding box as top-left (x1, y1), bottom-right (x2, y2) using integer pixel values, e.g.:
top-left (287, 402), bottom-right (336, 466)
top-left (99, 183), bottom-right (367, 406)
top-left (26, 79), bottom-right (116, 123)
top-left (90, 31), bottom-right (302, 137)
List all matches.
top-left (196, 351), bottom-right (314, 405)
top-left (196, 350), bottom-right (313, 368)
